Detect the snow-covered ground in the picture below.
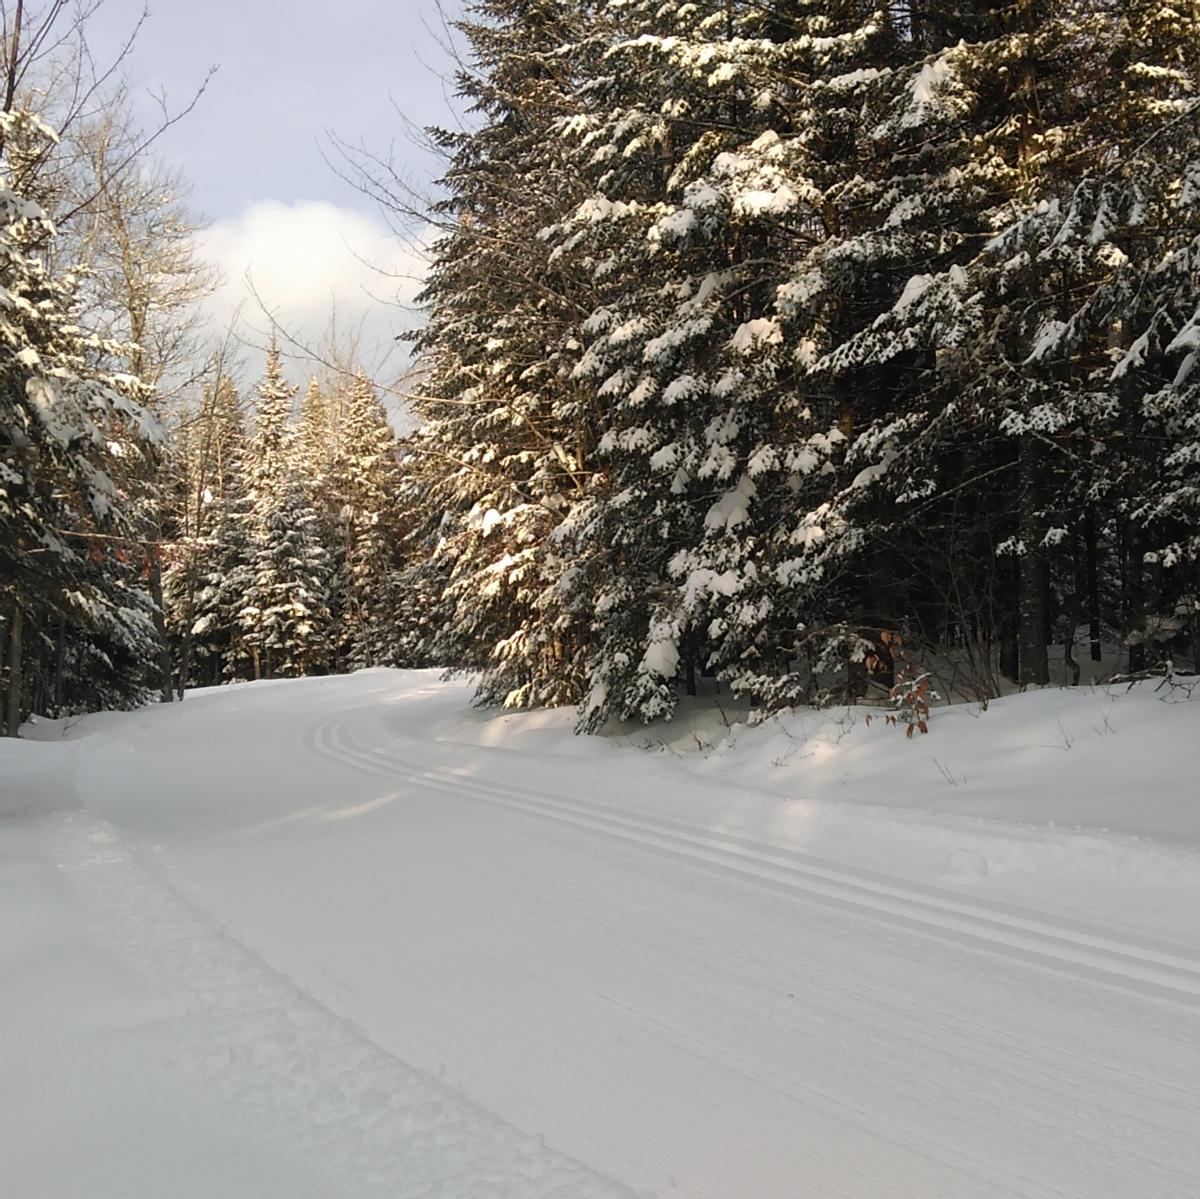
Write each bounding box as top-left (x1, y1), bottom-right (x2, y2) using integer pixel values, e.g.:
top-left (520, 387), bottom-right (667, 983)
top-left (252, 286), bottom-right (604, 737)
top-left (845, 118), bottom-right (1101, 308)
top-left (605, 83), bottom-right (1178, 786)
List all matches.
top-left (3, 670), bottom-right (1200, 1197)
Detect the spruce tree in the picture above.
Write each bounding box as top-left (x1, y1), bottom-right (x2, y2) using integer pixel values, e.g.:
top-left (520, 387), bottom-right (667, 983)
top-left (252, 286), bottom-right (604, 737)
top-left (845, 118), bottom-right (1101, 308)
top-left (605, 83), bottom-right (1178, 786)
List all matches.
top-left (327, 371), bottom-right (403, 669)
top-left (238, 345), bottom-right (334, 678)
top-left (240, 474), bottom-right (334, 678)
top-left (543, 0), bottom-right (890, 724)
top-left (171, 377), bottom-right (257, 685)
top-left (814, 0), bottom-right (1200, 684)
top-left (0, 108), bottom-right (160, 731)
top-left (395, 0), bottom-right (1200, 723)
top-left (405, 0), bottom-right (600, 708)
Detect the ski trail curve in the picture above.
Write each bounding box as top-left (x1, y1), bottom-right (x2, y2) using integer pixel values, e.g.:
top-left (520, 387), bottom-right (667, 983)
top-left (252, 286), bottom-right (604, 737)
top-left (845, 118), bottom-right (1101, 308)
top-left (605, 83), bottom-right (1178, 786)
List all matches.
top-left (306, 708), bottom-right (1200, 1012)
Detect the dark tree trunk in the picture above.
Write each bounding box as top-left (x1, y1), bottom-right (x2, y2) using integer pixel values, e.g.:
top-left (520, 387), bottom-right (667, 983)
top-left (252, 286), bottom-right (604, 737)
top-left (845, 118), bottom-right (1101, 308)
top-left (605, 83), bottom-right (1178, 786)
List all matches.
top-left (6, 603), bottom-right (23, 737)
top-left (1084, 511), bottom-right (1102, 662)
top-left (29, 627), bottom-right (45, 718)
top-left (149, 559), bottom-right (174, 703)
top-left (177, 628), bottom-right (194, 700)
top-left (1123, 521), bottom-right (1147, 672)
top-left (52, 612), bottom-right (66, 715)
top-left (846, 647), bottom-right (868, 700)
top-left (1017, 439), bottom-right (1049, 685)
top-left (998, 552), bottom-right (1020, 683)
top-left (177, 573), bottom-right (197, 701)
top-left (1064, 631), bottom-right (1081, 686)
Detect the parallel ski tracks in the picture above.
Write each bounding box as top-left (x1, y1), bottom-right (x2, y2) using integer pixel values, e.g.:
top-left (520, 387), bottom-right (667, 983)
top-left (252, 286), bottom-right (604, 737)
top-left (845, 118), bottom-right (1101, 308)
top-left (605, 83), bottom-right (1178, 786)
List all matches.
top-left (307, 711), bottom-right (1200, 1013)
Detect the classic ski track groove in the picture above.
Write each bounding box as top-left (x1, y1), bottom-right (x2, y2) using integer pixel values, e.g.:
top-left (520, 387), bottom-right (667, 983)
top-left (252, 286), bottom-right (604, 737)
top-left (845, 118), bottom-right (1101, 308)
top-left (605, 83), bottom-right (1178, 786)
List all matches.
top-left (306, 709), bottom-right (1200, 1011)
top-left (339, 837), bottom-right (1080, 1197)
top-left (535, 863), bottom-right (1200, 1118)
top-left (297, 765), bottom-right (1174, 1197)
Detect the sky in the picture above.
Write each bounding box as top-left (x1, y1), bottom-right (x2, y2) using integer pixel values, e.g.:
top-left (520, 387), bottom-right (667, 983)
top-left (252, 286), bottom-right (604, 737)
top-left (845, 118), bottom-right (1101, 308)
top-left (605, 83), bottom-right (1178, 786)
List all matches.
top-left (88, 0), bottom-right (469, 381)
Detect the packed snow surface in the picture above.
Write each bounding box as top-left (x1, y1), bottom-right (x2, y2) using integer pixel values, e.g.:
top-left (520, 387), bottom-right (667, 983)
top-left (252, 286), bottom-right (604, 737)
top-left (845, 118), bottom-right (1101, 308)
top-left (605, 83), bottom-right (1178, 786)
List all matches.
top-left (4, 670), bottom-right (1200, 1197)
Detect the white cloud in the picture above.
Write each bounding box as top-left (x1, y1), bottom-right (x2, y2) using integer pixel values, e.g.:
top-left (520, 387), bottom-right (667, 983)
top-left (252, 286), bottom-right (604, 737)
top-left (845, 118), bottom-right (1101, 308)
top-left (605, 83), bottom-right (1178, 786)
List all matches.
top-left (196, 200), bottom-right (427, 378)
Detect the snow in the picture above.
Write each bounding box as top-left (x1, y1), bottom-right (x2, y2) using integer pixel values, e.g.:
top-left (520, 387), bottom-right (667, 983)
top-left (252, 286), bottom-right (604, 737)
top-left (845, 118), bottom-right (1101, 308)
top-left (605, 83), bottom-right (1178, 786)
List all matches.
top-left (650, 207), bottom-right (696, 242)
top-left (627, 376), bottom-right (656, 406)
top-left (911, 58), bottom-right (952, 105)
top-left (680, 183), bottom-right (721, 211)
top-left (0, 808), bottom-right (630, 1199)
top-left (662, 373), bottom-right (702, 404)
top-left (704, 473), bottom-right (757, 530)
top-left (0, 729), bottom-right (79, 819)
top-left (893, 272), bottom-right (933, 313)
top-left (826, 67), bottom-right (884, 89)
top-left (732, 185), bottom-right (799, 217)
top-left (639, 634), bottom-right (680, 678)
top-left (728, 316), bottom-right (782, 355)
top-left (901, 57), bottom-right (957, 127)
top-left (575, 195), bottom-right (634, 224)
top-left (680, 566), bottom-right (742, 606)
top-left (1027, 318), bottom-right (1069, 363)
top-left (649, 442), bottom-right (679, 470)
top-left (4, 671), bottom-right (1200, 1197)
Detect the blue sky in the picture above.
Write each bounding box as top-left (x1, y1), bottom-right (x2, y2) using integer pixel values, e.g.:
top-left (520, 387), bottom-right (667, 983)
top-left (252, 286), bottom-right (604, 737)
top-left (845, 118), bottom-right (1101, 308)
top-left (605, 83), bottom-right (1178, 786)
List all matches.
top-left (90, 0), bottom-right (470, 374)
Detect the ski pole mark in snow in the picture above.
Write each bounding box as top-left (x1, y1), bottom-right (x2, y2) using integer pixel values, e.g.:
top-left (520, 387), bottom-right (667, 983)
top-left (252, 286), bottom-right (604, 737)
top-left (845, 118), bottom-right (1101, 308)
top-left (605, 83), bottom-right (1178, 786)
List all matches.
top-left (307, 711), bottom-right (1200, 1012)
top-left (42, 809), bottom-right (636, 1199)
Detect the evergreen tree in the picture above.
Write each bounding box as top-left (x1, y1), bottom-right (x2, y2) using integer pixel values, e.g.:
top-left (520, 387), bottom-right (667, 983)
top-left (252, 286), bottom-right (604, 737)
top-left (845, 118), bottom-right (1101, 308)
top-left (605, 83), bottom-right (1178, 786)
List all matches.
top-left (406, 0), bottom-right (1200, 723)
top-left (328, 372), bottom-right (403, 668)
top-left (804, 0), bottom-right (1200, 686)
top-left (170, 377), bottom-right (257, 685)
top-left (0, 108), bottom-right (160, 732)
top-left (544, 0), bottom-right (874, 725)
top-left (238, 344), bottom-right (334, 678)
top-left (404, 0), bottom-right (600, 709)
top-left (240, 474), bottom-right (334, 678)
top-left (297, 377), bottom-right (334, 482)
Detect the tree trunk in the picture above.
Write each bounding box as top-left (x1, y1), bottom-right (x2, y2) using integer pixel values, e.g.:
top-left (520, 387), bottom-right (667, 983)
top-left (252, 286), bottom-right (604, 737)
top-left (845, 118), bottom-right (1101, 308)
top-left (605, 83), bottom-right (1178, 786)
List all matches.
top-left (149, 558), bottom-right (174, 703)
top-left (1123, 520), bottom-right (1147, 672)
top-left (177, 569), bottom-right (197, 700)
top-left (1017, 438), bottom-right (1049, 685)
top-left (52, 612), bottom-right (66, 715)
top-left (177, 629), bottom-right (194, 700)
top-left (997, 554), bottom-right (1020, 684)
top-left (29, 626), bottom-right (45, 719)
top-left (6, 603), bottom-right (23, 737)
top-left (1063, 630), bottom-right (1081, 686)
top-left (1084, 511), bottom-right (1102, 662)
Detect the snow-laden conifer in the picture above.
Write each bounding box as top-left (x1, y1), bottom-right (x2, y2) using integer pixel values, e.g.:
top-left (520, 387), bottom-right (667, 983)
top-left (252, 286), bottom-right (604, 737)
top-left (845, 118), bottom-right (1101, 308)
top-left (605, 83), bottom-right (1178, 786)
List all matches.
top-left (0, 108), bottom-right (161, 729)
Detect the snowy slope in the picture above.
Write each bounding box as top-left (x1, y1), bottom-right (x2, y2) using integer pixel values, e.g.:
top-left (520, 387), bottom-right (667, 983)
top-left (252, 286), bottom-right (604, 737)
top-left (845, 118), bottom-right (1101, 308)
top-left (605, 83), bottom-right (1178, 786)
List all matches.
top-left (4, 670), bottom-right (1200, 1198)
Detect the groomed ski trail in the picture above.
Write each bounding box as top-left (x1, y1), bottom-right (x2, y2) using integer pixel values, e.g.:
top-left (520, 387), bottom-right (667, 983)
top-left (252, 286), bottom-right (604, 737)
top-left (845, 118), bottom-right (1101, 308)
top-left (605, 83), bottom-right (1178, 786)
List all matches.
top-left (306, 709), bottom-right (1200, 1011)
top-left (54, 675), bottom-right (1200, 1199)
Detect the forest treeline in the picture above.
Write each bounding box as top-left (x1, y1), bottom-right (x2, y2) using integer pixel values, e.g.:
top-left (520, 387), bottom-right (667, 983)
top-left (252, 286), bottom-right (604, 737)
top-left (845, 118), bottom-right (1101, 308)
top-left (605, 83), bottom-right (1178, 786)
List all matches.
top-left (165, 351), bottom-right (417, 688)
top-left (4, 0), bottom-right (1200, 734)
top-left (0, 2), bottom-right (414, 731)
top-left (398, 0), bottom-right (1200, 728)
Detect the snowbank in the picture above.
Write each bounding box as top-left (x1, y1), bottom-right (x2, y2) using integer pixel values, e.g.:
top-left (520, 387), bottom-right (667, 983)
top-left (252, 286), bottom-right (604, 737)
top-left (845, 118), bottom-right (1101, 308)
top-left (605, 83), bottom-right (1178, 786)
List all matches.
top-left (0, 733), bottom-right (78, 818)
top-left (698, 683), bottom-right (1200, 841)
top-left (355, 672), bottom-right (1200, 933)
